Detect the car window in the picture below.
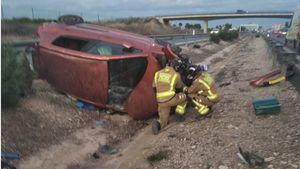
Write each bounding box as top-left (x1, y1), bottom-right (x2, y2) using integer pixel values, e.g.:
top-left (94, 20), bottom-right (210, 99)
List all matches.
top-left (52, 36), bottom-right (142, 56)
top-left (81, 41), bottom-right (142, 56)
top-left (52, 36), bottom-right (89, 51)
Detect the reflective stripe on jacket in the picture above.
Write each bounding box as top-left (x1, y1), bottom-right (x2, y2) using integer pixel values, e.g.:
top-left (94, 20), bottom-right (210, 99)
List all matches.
top-left (153, 66), bottom-right (182, 102)
top-left (188, 72), bottom-right (218, 102)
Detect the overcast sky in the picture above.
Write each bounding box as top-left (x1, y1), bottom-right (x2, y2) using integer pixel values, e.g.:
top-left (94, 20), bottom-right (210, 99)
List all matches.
top-left (2, 0), bottom-right (299, 27)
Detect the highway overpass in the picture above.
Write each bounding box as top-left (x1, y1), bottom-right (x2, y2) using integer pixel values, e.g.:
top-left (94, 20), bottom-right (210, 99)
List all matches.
top-left (156, 12), bottom-right (294, 33)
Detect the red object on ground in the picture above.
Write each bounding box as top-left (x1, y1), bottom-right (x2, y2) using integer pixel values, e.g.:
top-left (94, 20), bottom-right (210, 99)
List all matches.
top-left (32, 22), bottom-right (176, 119)
top-left (250, 69), bottom-right (281, 87)
top-left (250, 65), bottom-right (295, 87)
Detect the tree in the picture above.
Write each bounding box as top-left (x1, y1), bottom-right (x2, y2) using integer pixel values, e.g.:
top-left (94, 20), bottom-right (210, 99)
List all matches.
top-left (179, 22), bottom-right (183, 27)
top-left (194, 23), bottom-right (201, 29)
top-left (2, 46), bottom-right (33, 108)
top-left (185, 23), bottom-right (191, 29)
top-left (224, 23), bottom-right (232, 30)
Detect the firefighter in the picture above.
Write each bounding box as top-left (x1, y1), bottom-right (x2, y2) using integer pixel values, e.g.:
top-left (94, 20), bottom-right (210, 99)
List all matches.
top-left (175, 65), bottom-right (218, 117)
top-left (152, 59), bottom-right (187, 135)
top-left (189, 65), bottom-right (218, 115)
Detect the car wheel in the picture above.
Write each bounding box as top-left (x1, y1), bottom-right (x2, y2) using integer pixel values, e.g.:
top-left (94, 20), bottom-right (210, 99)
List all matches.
top-left (58, 15), bottom-right (84, 25)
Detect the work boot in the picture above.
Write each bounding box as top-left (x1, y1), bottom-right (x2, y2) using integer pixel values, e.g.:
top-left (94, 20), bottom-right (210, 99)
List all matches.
top-left (152, 120), bottom-right (161, 135)
top-left (196, 110), bottom-right (212, 121)
top-left (174, 113), bottom-right (185, 122)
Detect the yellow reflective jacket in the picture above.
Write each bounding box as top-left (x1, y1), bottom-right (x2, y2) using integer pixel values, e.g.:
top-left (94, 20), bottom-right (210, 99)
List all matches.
top-left (187, 72), bottom-right (218, 102)
top-left (152, 66), bottom-right (183, 102)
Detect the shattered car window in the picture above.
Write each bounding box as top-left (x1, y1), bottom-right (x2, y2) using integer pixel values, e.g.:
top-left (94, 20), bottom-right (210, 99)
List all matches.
top-left (52, 36), bottom-right (89, 51)
top-left (52, 36), bottom-right (142, 56)
top-left (108, 57), bottom-right (148, 110)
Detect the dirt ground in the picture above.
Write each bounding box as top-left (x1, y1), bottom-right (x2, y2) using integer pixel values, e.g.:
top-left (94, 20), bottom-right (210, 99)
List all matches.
top-left (4, 34), bottom-right (299, 169)
top-left (143, 36), bottom-right (300, 169)
top-left (95, 35), bottom-right (300, 169)
top-left (1, 79), bottom-right (148, 168)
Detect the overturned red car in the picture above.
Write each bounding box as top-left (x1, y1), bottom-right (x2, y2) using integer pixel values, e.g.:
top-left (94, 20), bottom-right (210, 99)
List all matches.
top-left (32, 17), bottom-right (177, 119)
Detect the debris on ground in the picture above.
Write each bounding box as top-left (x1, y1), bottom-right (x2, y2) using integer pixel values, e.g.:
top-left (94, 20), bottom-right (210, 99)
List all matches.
top-left (250, 64), bottom-right (295, 87)
top-left (95, 120), bottom-right (104, 126)
top-left (1, 152), bottom-right (20, 161)
top-left (1, 152), bottom-right (20, 169)
top-left (219, 81), bottom-right (231, 87)
top-left (193, 44), bottom-right (201, 48)
top-left (76, 100), bottom-right (96, 111)
top-left (250, 69), bottom-right (281, 87)
top-left (237, 147), bottom-right (264, 166)
top-left (146, 150), bottom-right (172, 164)
top-left (99, 145), bottom-right (118, 155)
top-left (92, 152), bottom-right (100, 159)
top-left (1, 160), bottom-right (17, 169)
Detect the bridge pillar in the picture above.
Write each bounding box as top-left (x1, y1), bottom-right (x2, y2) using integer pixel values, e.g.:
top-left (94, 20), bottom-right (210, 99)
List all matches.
top-left (157, 17), bottom-right (169, 25)
top-left (203, 20), bottom-right (208, 34)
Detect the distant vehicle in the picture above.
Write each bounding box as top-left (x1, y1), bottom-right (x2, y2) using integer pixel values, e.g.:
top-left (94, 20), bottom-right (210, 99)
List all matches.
top-left (31, 15), bottom-right (177, 120)
top-left (236, 10), bottom-right (247, 14)
top-left (279, 28), bottom-right (288, 35)
top-left (251, 30), bottom-right (257, 33)
top-left (210, 29), bottom-right (219, 34)
top-left (272, 29), bottom-right (280, 35)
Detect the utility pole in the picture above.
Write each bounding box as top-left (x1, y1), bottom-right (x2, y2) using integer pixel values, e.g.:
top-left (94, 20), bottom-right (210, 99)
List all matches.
top-left (98, 13), bottom-right (100, 23)
top-left (58, 10), bottom-right (61, 18)
top-left (1, 5), bottom-right (4, 20)
top-left (31, 8), bottom-right (35, 20)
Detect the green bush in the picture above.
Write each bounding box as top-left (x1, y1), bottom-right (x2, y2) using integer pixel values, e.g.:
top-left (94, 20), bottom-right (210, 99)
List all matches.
top-left (1, 46), bottom-right (33, 108)
top-left (210, 30), bottom-right (239, 43)
top-left (218, 30), bottom-right (231, 41)
top-left (210, 33), bottom-right (220, 44)
top-left (229, 30), bottom-right (239, 39)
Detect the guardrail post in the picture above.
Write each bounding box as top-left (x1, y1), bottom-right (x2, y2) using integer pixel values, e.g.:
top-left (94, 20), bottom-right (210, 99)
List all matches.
top-left (278, 51), bottom-right (296, 76)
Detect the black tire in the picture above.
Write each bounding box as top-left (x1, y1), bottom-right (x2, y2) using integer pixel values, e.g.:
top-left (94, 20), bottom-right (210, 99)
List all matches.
top-left (58, 15), bottom-right (84, 25)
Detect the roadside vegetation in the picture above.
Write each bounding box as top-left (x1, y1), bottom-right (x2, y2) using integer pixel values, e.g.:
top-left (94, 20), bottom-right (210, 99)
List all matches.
top-left (97, 17), bottom-right (183, 35)
top-left (210, 23), bottom-right (239, 43)
top-left (1, 46), bottom-right (33, 108)
top-left (2, 17), bottom-right (184, 42)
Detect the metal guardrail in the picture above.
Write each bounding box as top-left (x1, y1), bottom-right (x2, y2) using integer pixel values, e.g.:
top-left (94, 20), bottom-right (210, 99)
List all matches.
top-left (150, 34), bottom-right (209, 46)
top-left (149, 33), bottom-right (208, 40)
top-left (3, 39), bottom-right (38, 48)
top-left (263, 34), bottom-right (299, 75)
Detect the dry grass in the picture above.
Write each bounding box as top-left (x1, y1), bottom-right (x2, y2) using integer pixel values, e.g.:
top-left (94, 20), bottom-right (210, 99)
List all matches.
top-left (1, 18), bottom-right (184, 42)
top-left (97, 18), bottom-right (183, 35)
top-left (1, 21), bottom-right (38, 42)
